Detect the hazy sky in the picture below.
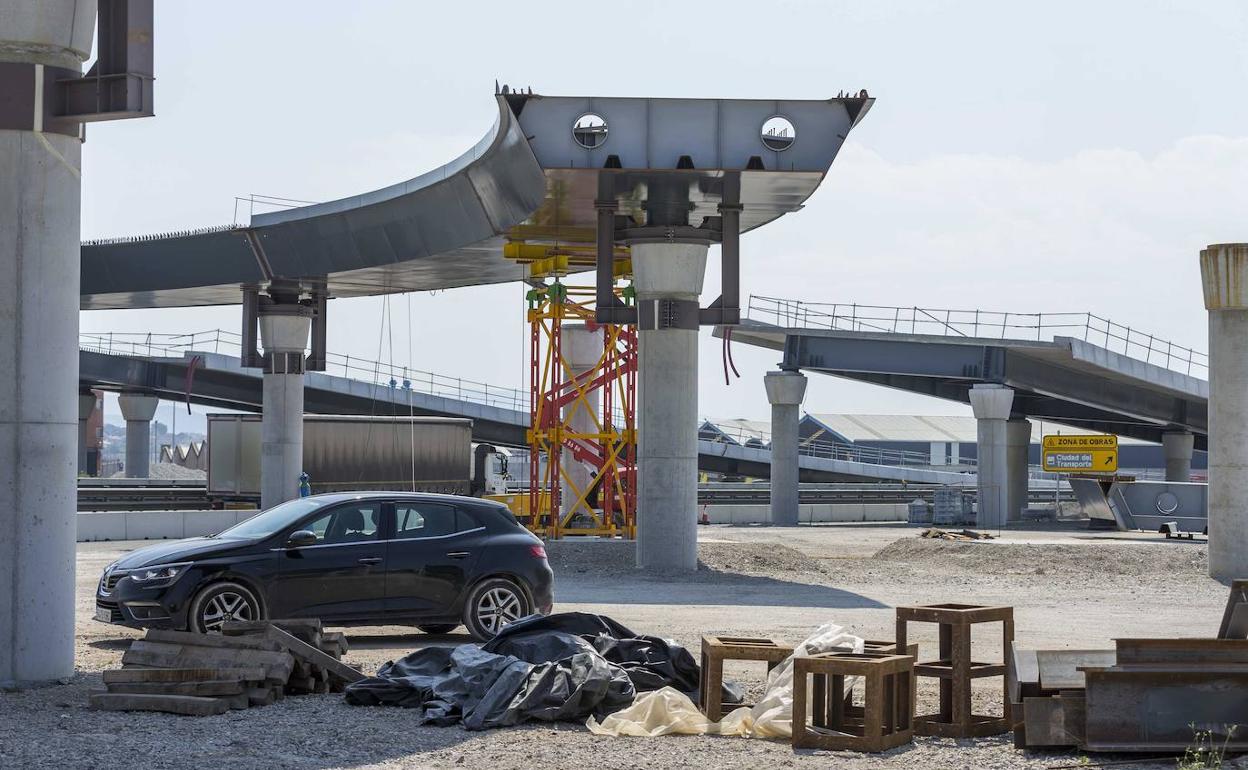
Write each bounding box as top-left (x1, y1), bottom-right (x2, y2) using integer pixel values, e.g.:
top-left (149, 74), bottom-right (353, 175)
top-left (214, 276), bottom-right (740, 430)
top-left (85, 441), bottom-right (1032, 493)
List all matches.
top-left (79, 1), bottom-right (1248, 429)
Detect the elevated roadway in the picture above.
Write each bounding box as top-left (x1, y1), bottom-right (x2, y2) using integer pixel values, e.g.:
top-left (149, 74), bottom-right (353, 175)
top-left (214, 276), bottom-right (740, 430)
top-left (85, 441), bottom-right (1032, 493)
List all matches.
top-left (78, 345), bottom-right (971, 484)
top-left (722, 300), bottom-right (1209, 448)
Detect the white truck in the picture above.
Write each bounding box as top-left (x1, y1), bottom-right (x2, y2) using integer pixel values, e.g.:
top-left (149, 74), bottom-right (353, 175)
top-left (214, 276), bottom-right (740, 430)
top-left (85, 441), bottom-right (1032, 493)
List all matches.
top-left (206, 414), bottom-right (509, 504)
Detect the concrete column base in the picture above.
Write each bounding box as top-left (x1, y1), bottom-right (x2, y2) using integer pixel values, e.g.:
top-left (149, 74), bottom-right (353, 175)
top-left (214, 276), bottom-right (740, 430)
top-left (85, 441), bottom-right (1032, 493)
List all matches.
top-left (261, 373), bottom-right (305, 510)
top-left (118, 393), bottom-right (159, 479)
top-left (969, 384), bottom-right (1014, 528)
top-left (1006, 418), bottom-right (1032, 523)
top-left (765, 370), bottom-right (807, 526)
top-left (633, 242), bottom-right (707, 571)
top-left (1162, 431), bottom-right (1195, 483)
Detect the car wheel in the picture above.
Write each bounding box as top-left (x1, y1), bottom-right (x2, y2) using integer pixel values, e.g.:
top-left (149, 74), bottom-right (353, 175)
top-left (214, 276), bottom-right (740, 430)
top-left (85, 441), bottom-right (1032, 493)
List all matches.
top-left (187, 581), bottom-right (262, 633)
top-left (417, 623), bottom-right (459, 635)
top-left (463, 578), bottom-right (530, 641)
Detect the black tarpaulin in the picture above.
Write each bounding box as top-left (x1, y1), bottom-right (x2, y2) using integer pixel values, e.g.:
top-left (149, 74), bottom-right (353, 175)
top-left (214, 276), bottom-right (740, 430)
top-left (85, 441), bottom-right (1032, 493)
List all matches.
top-left (345, 612), bottom-right (716, 729)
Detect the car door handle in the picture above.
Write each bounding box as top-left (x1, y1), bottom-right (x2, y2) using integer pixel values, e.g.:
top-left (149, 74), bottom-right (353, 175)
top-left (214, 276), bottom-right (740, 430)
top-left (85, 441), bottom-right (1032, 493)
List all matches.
top-left (358, 557), bottom-right (383, 565)
top-left (446, 551), bottom-right (471, 559)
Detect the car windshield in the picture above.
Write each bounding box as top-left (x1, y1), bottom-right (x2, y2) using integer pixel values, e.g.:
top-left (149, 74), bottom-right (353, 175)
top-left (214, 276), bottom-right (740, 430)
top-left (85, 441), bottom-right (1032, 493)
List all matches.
top-left (215, 497), bottom-right (330, 540)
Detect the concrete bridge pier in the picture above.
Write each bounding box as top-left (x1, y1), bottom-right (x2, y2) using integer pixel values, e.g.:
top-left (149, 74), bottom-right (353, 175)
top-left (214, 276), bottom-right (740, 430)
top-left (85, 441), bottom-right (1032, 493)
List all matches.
top-left (1006, 418), bottom-right (1032, 522)
top-left (118, 393), bottom-right (159, 478)
top-left (560, 324), bottom-right (604, 518)
top-left (765, 370), bottom-right (808, 526)
top-left (1200, 243), bottom-right (1248, 581)
top-left (632, 241), bottom-right (708, 571)
top-left (78, 392), bottom-right (98, 475)
top-left (259, 305), bottom-right (312, 510)
top-left (0, 0), bottom-right (95, 687)
top-left (969, 383), bottom-right (1014, 528)
top-left (1162, 431), bottom-right (1195, 483)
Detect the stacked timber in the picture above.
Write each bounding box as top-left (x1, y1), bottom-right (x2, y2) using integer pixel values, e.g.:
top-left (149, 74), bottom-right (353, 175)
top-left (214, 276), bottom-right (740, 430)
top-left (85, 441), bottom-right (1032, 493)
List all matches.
top-left (91, 620), bottom-right (365, 715)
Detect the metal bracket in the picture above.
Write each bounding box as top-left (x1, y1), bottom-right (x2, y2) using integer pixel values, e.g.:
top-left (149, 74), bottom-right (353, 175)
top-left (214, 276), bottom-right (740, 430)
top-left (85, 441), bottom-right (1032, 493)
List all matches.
top-left (638, 299), bottom-right (701, 331)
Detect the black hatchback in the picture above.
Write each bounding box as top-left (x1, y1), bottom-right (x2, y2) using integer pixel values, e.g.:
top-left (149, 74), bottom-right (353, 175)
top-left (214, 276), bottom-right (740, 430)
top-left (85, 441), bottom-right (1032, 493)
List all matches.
top-left (94, 492), bottom-right (554, 641)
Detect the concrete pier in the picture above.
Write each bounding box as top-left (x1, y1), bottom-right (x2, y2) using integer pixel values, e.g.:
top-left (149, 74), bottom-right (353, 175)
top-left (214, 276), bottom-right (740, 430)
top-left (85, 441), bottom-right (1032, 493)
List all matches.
top-left (969, 383), bottom-right (1014, 528)
top-left (765, 370), bottom-right (808, 526)
top-left (259, 311), bottom-right (311, 510)
top-left (1200, 243), bottom-right (1248, 581)
top-left (560, 324), bottom-right (603, 518)
top-left (1162, 431), bottom-right (1195, 483)
top-left (78, 392), bottom-right (97, 475)
top-left (632, 242), bottom-right (707, 571)
top-left (118, 393), bottom-right (159, 479)
top-left (0, 0), bottom-right (94, 687)
top-left (1006, 418), bottom-right (1032, 523)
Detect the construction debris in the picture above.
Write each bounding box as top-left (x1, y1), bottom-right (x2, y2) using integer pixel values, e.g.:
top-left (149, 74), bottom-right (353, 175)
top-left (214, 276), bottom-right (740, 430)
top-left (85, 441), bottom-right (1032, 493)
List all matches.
top-left (91, 619), bottom-right (363, 715)
top-left (918, 528), bottom-right (994, 541)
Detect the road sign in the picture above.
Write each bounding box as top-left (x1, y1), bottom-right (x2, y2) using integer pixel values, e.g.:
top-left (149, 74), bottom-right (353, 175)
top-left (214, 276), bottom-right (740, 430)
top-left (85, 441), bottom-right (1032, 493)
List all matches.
top-left (1042, 434), bottom-right (1119, 473)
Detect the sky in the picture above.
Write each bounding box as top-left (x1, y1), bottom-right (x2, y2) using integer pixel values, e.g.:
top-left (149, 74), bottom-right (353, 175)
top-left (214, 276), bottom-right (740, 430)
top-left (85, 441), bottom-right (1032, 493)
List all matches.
top-left (78, 1), bottom-right (1248, 430)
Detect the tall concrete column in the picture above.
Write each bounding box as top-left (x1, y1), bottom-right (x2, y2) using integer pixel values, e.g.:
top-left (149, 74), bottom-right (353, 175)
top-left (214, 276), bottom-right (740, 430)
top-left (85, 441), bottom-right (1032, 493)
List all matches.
top-left (0, 0), bottom-right (95, 687)
top-left (765, 370), bottom-right (807, 526)
top-left (633, 242), bottom-right (707, 571)
top-left (118, 393), bottom-right (158, 479)
top-left (1162, 431), bottom-right (1195, 483)
top-left (560, 324), bottom-right (603, 518)
top-left (969, 384), bottom-right (1014, 528)
top-left (259, 310), bottom-right (311, 510)
top-left (1005, 418), bottom-right (1032, 522)
top-left (1200, 243), bottom-right (1248, 581)
top-left (78, 392), bottom-right (98, 475)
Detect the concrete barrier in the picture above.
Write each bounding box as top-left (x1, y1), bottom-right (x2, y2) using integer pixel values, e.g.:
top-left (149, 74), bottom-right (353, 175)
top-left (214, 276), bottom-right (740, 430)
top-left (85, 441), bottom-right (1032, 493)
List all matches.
top-left (77, 509), bottom-right (259, 542)
top-left (703, 503), bottom-right (908, 525)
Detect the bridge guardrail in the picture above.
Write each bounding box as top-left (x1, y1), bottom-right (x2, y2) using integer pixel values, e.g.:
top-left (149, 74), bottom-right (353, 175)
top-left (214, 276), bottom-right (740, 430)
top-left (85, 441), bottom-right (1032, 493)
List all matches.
top-left (747, 296), bottom-right (1208, 377)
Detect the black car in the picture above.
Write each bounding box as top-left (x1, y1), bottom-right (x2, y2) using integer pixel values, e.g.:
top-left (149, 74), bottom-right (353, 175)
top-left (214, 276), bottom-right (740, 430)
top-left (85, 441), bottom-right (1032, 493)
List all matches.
top-left (94, 492), bottom-right (554, 641)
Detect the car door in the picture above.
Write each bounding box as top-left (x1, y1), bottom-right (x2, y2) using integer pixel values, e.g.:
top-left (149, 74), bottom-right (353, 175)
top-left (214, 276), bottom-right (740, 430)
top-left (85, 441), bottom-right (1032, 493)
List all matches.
top-left (385, 501), bottom-right (487, 617)
top-left (268, 500), bottom-right (389, 619)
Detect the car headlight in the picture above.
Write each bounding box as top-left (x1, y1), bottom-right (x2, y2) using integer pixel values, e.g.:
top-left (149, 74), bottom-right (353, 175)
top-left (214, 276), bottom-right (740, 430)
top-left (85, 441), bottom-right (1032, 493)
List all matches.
top-left (128, 562), bottom-right (191, 586)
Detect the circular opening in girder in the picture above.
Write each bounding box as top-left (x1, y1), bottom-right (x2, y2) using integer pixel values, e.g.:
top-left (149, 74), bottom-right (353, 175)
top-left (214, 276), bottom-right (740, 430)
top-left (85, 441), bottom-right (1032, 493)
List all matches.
top-left (572, 113), bottom-right (608, 149)
top-left (1156, 491), bottom-right (1180, 514)
top-left (761, 115), bottom-right (796, 151)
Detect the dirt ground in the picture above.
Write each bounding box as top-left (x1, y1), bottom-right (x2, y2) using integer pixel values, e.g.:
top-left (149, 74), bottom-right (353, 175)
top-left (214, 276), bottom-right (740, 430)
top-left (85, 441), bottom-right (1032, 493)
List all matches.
top-left (0, 522), bottom-right (1238, 770)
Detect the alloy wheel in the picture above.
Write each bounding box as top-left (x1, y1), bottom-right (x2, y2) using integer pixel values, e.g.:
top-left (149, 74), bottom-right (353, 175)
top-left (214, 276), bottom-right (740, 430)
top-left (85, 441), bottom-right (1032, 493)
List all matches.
top-left (199, 590), bottom-right (256, 632)
top-left (475, 586), bottom-right (522, 636)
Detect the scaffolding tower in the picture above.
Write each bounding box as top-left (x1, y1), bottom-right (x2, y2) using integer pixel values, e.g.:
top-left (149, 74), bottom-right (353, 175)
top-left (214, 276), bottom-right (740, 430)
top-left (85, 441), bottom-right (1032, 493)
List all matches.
top-left (507, 239), bottom-right (637, 538)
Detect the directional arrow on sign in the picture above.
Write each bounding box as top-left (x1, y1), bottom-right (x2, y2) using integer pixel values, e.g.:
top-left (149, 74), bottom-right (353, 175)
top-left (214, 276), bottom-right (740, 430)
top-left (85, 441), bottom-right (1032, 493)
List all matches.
top-left (1104, 454), bottom-right (1115, 466)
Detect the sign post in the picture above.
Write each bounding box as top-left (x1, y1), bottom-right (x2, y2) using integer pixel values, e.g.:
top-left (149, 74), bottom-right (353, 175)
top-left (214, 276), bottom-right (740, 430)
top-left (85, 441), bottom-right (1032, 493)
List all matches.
top-left (1042, 434), bottom-right (1119, 473)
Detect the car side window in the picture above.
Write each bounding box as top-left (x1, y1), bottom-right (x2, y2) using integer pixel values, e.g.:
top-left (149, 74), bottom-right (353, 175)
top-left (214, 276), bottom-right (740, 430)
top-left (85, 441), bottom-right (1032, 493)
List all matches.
top-left (395, 503), bottom-right (460, 539)
top-left (299, 503), bottom-right (381, 545)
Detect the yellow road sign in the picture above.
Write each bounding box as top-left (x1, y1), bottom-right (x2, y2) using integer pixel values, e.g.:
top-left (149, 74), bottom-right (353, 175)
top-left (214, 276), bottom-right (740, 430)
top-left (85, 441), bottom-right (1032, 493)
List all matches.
top-left (1042, 448), bottom-right (1118, 473)
top-left (1042, 434), bottom-right (1118, 450)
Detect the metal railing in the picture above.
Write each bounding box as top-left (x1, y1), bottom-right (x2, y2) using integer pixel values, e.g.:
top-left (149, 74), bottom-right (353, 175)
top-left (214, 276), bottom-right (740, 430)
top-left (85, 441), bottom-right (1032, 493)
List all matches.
top-left (699, 422), bottom-right (978, 471)
top-left (747, 296), bottom-right (1208, 377)
top-left (79, 330), bottom-right (530, 413)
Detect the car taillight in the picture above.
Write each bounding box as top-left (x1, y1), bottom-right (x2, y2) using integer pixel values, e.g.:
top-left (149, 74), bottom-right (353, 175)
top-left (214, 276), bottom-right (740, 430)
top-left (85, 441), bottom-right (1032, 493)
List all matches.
top-left (528, 545), bottom-right (547, 559)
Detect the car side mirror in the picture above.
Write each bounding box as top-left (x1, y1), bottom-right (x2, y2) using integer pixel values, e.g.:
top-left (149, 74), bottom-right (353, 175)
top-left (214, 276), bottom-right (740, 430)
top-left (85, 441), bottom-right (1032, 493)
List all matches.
top-left (286, 530), bottom-right (317, 548)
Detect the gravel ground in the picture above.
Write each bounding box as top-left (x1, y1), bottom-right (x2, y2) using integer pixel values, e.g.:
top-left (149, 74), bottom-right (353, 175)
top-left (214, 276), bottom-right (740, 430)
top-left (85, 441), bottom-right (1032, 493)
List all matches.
top-left (1, 522), bottom-right (1237, 770)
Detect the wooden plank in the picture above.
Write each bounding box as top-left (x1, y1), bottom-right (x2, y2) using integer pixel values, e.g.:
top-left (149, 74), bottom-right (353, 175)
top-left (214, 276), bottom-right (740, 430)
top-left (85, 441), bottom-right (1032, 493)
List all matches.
top-left (322, 631), bottom-right (348, 655)
top-left (103, 667), bottom-right (265, 684)
top-left (122, 641), bottom-right (293, 682)
top-left (1022, 694), bottom-right (1085, 748)
top-left (247, 687), bottom-right (277, 707)
top-left (105, 680), bottom-right (246, 697)
top-left (89, 692), bottom-right (229, 716)
top-left (1036, 650), bottom-right (1115, 691)
top-left (144, 628), bottom-right (284, 652)
top-left (262, 626), bottom-right (365, 685)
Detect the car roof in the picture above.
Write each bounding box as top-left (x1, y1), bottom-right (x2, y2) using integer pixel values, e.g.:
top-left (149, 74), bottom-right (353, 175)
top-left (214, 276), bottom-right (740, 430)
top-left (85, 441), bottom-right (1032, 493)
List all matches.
top-left (306, 491), bottom-right (499, 506)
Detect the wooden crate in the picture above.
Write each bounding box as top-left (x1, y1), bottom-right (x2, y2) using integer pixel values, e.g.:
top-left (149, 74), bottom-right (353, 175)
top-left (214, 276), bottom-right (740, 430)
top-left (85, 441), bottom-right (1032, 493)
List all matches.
top-left (698, 636), bottom-right (793, 722)
top-left (896, 603), bottom-right (1014, 738)
top-left (792, 651), bottom-right (915, 753)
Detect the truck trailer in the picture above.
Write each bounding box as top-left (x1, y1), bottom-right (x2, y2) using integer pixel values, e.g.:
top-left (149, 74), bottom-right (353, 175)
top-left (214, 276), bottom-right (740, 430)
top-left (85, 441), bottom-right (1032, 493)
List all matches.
top-left (206, 414), bottom-right (508, 504)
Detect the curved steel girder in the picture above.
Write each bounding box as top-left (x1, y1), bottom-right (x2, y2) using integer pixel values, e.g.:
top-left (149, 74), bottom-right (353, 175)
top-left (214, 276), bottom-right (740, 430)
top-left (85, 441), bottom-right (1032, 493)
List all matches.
top-left (80, 92), bottom-right (871, 310)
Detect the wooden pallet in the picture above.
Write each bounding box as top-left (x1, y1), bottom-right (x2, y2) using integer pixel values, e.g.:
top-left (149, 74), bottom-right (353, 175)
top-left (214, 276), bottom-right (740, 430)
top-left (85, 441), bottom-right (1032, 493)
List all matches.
top-left (93, 619), bottom-right (364, 715)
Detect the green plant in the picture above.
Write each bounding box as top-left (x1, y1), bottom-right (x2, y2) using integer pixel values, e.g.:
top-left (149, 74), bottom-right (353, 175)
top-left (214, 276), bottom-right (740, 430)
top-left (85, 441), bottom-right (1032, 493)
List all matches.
top-left (1177, 724), bottom-right (1238, 770)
